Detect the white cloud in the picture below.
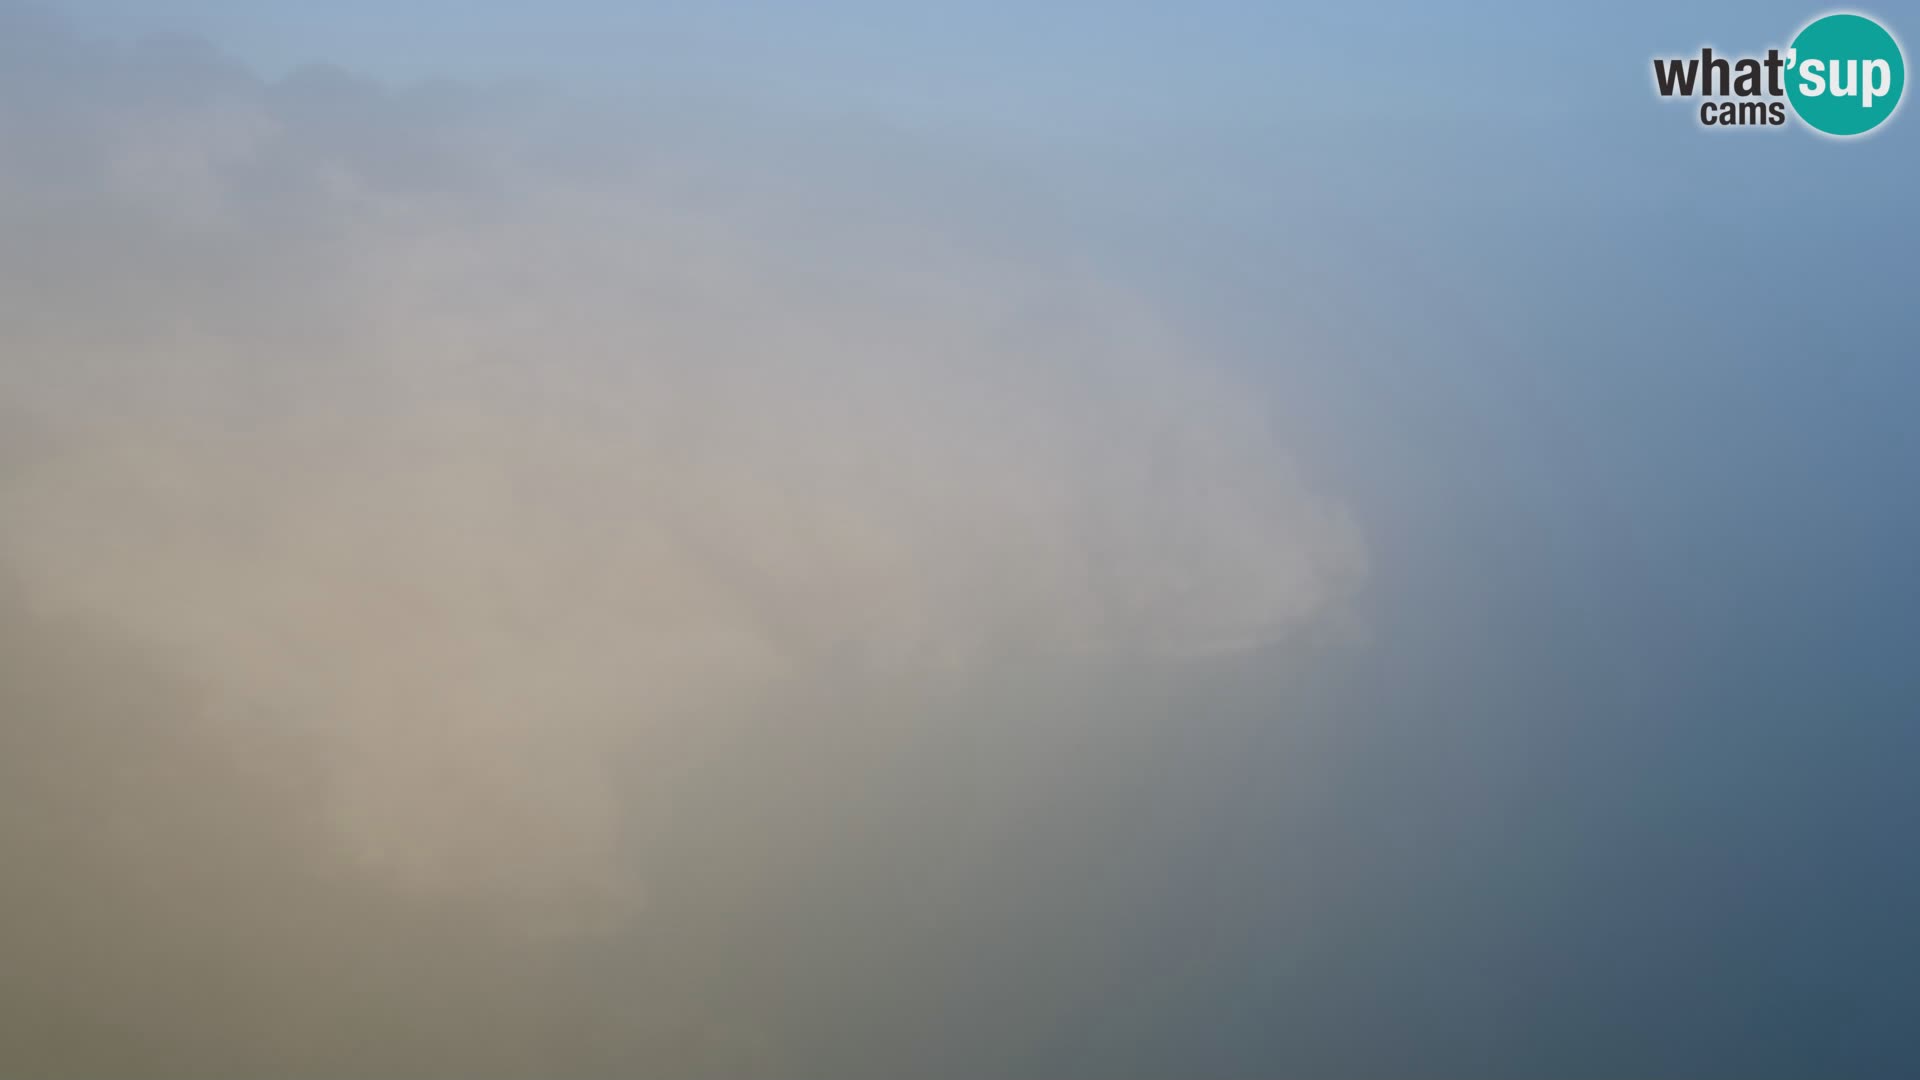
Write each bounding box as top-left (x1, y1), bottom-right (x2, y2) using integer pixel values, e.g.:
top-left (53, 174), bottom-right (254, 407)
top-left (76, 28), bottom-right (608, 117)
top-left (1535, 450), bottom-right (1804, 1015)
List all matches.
top-left (0, 20), bottom-right (1364, 929)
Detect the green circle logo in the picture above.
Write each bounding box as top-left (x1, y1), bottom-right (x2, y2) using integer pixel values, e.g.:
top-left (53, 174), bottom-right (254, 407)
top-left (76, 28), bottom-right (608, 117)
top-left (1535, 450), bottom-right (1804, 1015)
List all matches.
top-left (1786, 13), bottom-right (1905, 136)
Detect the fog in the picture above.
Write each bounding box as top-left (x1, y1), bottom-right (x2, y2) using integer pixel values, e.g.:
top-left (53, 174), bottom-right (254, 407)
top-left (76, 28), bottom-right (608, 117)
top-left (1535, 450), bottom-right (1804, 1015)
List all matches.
top-left (9, 4), bottom-right (1920, 1077)
top-left (0, 11), bottom-right (1362, 1075)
